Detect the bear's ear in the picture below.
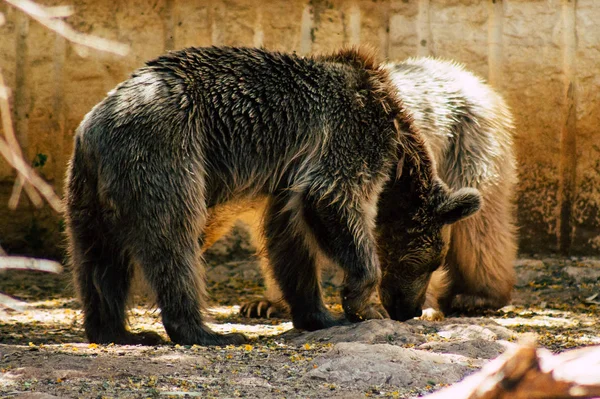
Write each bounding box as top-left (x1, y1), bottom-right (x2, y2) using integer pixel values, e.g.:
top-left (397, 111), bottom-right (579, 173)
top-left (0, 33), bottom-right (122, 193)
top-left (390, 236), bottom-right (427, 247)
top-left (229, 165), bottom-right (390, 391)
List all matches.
top-left (436, 187), bottom-right (482, 225)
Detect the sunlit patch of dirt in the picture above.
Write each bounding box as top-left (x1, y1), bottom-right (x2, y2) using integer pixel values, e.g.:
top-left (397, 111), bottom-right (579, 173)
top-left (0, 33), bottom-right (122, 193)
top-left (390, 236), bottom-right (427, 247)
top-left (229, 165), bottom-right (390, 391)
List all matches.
top-left (1, 249), bottom-right (599, 398)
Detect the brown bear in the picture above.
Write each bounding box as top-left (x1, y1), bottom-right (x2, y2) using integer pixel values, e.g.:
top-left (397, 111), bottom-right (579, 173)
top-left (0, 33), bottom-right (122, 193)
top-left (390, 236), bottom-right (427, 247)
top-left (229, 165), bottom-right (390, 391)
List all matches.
top-left (208, 57), bottom-right (516, 321)
top-left (65, 46), bottom-right (481, 346)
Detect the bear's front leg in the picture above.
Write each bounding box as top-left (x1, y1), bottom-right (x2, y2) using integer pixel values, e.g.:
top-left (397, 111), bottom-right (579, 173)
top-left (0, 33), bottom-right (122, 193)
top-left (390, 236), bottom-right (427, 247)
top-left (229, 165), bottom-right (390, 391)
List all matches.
top-left (263, 193), bottom-right (345, 331)
top-left (302, 193), bottom-right (389, 323)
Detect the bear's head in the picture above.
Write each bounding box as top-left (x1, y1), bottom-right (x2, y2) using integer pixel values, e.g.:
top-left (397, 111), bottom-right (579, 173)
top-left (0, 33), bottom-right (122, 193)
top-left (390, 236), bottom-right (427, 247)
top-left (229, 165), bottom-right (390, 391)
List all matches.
top-left (376, 131), bottom-right (481, 321)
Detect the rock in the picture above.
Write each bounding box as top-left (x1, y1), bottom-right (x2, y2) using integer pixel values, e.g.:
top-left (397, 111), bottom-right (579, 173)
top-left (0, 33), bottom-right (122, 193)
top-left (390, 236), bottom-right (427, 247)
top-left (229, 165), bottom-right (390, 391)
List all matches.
top-left (579, 259), bottom-right (600, 269)
top-left (540, 258), bottom-right (561, 267)
top-left (564, 266), bottom-right (600, 283)
top-left (515, 268), bottom-right (547, 288)
top-left (235, 376), bottom-right (273, 388)
top-left (408, 318), bottom-right (516, 341)
top-left (330, 270), bottom-right (345, 287)
top-left (320, 264), bottom-right (344, 287)
top-left (242, 268), bottom-right (259, 280)
top-left (514, 259), bottom-right (545, 269)
top-left (235, 229), bottom-right (256, 254)
top-left (437, 324), bottom-right (498, 341)
top-left (205, 240), bottom-right (231, 257)
top-left (224, 260), bottom-right (261, 280)
top-left (208, 265), bottom-right (230, 283)
top-left (514, 259), bottom-right (547, 287)
top-left (283, 319), bottom-right (427, 346)
top-left (418, 339), bottom-right (508, 359)
top-left (304, 343), bottom-right (475, 387)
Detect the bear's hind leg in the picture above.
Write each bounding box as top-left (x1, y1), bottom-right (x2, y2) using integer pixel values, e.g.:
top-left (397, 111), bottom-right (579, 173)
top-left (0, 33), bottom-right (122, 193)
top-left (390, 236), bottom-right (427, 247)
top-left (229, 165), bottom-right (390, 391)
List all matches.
top-left (126, 185), bottom-right (247, 346)
top-left (131, 227), bottom-right (247, 345)
top-left (69, 220), bottom-right (162, 345)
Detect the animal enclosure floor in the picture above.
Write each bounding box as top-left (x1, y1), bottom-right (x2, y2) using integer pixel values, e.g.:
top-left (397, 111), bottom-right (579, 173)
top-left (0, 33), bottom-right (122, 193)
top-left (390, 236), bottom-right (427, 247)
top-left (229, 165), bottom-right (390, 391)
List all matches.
top-left (1, 253), bottom-right (599, 398)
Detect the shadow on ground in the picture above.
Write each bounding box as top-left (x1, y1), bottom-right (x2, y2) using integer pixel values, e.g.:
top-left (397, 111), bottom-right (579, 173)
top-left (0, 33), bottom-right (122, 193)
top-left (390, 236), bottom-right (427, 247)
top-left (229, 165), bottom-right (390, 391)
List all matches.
top-left (1, 227), bottom-right (599, 398)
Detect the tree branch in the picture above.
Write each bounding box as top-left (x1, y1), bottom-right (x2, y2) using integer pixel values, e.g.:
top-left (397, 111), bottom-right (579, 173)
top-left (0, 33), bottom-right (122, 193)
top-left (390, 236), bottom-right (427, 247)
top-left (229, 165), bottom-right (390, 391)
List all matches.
top-left (3, 0), bottom-right (130, 56)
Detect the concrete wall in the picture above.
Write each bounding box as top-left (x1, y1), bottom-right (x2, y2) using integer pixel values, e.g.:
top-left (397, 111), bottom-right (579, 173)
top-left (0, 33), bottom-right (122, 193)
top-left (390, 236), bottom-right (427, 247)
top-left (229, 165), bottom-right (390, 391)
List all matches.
top-left (0, 0), bottom-right (599, 257)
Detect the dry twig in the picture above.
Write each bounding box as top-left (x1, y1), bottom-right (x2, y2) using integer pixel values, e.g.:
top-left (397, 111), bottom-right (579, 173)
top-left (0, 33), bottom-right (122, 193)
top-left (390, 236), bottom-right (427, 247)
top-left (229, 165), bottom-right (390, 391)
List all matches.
top-left (0, 70), bottom-right (60, 211)
top-left (0, 0), bottom-right (130, 212)
top-left (0, 0), bottom-right (130, 311)
top-left (0, 292), bottom-right (26, 311)
top-left (0, 256), bottom-right (63, 310)
top-left (3, 0), bottom-right (130, 56)
top-left (0, 256), bottom-right (63, 273)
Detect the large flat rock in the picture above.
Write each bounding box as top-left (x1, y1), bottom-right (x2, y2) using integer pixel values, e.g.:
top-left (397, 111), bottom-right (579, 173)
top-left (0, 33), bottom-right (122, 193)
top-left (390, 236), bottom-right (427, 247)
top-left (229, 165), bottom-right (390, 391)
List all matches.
top-left (283, 319), bottom-right (427, 346)
top-left (304, 342), bottom-right (482, 387)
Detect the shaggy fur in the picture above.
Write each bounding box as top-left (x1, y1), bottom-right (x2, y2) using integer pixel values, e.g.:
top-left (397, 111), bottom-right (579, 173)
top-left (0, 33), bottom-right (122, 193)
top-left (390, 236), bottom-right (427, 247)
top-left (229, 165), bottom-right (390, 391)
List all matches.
top-left (210, 57), bottom-right (516, 321)
top-left (65, 46), bottom-right (479, 346)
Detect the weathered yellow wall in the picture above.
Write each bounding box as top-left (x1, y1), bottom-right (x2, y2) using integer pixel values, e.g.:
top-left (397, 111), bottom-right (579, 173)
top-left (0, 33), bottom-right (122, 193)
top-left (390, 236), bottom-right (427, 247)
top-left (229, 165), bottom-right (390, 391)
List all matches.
top-left (0, 0), bottom-right (598, 256)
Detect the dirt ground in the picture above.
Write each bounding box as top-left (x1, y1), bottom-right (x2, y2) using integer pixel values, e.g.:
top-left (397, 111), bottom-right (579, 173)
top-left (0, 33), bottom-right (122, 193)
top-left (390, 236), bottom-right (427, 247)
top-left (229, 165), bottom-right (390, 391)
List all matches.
top-left (1, 226), bottom-right (599, 399)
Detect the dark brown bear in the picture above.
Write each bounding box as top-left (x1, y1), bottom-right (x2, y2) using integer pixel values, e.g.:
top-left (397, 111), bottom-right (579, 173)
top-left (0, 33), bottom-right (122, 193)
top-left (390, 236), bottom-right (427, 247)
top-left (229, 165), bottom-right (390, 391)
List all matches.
top-left (65, 46), bottom-right (480, 346)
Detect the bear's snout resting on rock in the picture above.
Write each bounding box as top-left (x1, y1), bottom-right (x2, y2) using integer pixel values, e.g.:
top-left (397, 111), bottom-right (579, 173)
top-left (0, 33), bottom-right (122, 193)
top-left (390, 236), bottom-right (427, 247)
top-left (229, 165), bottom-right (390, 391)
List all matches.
top-left (65, 46), bottom-right (481, 346)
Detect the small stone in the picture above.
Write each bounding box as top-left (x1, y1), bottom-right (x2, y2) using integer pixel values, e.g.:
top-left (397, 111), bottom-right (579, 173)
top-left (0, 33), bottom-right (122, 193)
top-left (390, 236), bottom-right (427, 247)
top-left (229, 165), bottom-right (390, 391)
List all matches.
top-left (579, 259), bottom-right (600, 268)
top-left (515, 269), bottom-right (547, 288)
top-left (564, 266), bottom-right (600, 283)
top-left (242, 269), bottom-right (259, 280)
top-left (437, 324), bottom-right (498, 341)
top-left (418, 339), bottom-right (507, 359)
top-left (514, 259), bottom-right (545, 269)
top-left (205, 240), bottom-right (230, 257)
top-left (208, 265), bottom-right (230, 283)
top-left (330, 270), bottom-right (345, 287)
